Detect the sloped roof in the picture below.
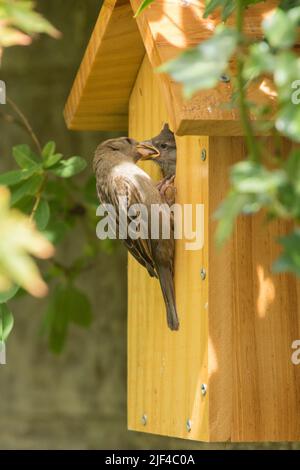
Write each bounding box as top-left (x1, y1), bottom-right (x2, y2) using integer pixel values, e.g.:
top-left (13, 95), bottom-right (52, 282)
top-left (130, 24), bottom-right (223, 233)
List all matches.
top-left (64, 0), bottom-right (278, 135)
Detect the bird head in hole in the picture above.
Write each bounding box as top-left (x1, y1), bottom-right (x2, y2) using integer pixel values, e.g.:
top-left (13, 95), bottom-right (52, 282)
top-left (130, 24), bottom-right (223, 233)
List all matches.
top-left (136, 123), bottom-right (176, 165)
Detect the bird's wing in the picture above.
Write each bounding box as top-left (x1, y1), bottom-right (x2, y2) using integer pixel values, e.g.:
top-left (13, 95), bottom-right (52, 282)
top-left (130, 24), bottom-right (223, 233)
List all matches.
top-left (110, 175), bottom-right (157, 278)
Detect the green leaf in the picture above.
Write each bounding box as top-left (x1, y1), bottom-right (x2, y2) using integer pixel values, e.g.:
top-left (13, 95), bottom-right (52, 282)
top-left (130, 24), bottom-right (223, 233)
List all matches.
top-left (203, 0), bottom-right (235, 21)
top-left (42, 284), bottom-right (92, 354)
top-left (0, 285), bottom-right (19, 304)
top-left (43, 153), bottom-right (63, 169)
top-left (50, 156), bottom-right (87, 178)
top-left (276, 103), bottom-right (300, 142)
top-left (159, 26), bottom-right (238, 98)
top-left (42, 220), bottom-right (70, 244)
top-left (0, 168), bottom-right (36, 186)
top-left (230, 161), bottom-right (287, 194)
top-left (34, 198), bottom-right (50, 230)
top-left (285, 150), bottom-right (300, 189)
top-left (273, 229), bottom-right (300, 276)
top-left (6, 1), bottom-right (61, 38)
top-left (13, 144), bottom-right (38, 169)
top-left (43, 287), bottom-right (69, 354)
top-left (280, 0), bottom-right (300, 10)
top-left (134, 0), bottom-right (154, 17)
top-left (84, 175), bottom-right (98, 205)
top-left (0, 304), bottom-right (14, 342)
top-left (67, 286), bottom-right (93, 327)
top-left (263, 8), bottom-right (297, 48)
top-left (11, 174), bottom-right (44, 206)
top-left (243, 42), bottom-right (275, 80)
top-left (42, 141), bottom-right (56, 160)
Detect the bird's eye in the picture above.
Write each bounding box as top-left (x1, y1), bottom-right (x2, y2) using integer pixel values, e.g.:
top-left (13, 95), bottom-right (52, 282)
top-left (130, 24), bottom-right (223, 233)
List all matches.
top-left (160, 143), bottom-right (168, 150)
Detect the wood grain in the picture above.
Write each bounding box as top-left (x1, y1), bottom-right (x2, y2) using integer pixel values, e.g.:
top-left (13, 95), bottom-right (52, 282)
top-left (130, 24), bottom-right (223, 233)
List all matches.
top-left (64, 0), bottom-right (281, 134)
top-left (128, 59), bottom-right (300, 441)
top-left (130, 0), bottom-right (279, 135)
top-left (208, 137), bottom-right (300, 441)
top-left (128, 55), bottom-right (209, 440)
top-left (64, 0), bottom-right (145, 131)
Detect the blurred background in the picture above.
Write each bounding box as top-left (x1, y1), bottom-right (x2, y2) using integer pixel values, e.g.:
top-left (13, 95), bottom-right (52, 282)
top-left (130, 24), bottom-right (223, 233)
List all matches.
top-left (0, 0), bottom-right (297, 450)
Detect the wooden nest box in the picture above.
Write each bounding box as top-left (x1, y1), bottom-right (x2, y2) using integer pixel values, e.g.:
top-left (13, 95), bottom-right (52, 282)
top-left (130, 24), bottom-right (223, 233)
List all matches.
top-left (64, 0), bottom-right (300, 442)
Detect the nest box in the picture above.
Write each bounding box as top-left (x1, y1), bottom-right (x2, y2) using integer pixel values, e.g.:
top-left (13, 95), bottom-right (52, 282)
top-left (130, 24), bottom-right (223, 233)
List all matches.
top-left (64, 0), bottom-right (300, 442)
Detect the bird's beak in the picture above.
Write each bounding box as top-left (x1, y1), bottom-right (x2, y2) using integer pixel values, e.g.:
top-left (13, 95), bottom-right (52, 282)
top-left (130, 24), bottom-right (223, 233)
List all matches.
top-left (136, 142), bottom-right (160, 160)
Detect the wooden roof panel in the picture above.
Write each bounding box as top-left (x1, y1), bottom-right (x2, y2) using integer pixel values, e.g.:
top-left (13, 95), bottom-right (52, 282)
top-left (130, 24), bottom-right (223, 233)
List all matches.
top-left (64, 0), bottom-right (279, 135)
top-left (64, 0), bottom-right (145, 131)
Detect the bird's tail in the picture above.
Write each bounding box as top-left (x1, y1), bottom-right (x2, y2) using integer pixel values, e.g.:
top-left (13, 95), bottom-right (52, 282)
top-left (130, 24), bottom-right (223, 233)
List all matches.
top-left (156, 265), bottom-right (179, 331)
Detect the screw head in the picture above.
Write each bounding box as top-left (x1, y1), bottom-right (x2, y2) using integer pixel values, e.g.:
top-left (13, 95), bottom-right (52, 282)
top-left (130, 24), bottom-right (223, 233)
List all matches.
top-left (201, 148), bottom-right (206, 161)
top-left (141, 414), bottom-right (147, 426)
top-left (186, 419), bottom-right (192, 432)
top-left (201, 383), bottom-right (207, 396)
top-left (200, 268), bottom-right (206, 281)
top-left (220, 73), bottom-right (230, 83)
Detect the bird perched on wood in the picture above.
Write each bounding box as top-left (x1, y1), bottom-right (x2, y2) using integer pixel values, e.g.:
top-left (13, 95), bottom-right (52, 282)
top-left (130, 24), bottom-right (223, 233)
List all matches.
top-left (136, 123), bottom-right (177, 178)
top-left (93, 137), bottom-right (179, 331)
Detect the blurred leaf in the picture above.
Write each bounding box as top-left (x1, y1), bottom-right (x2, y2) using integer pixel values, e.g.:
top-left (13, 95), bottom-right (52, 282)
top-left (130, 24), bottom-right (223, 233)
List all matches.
top-left (44, 179), bottom-right (68, 201)
top-left (0, 186), bottom-right (54, 297)
top-left (276, 103), bottom-right (300, 142)
top-left (43, 286), bottom-right (69, 354)
top-left (0, 168), bottom-right (36, 186)
top-left (50, 156), bottom-right (87, 178)
top-left (280, 0), bottom-right (300, 10)
top-left (14, 195), bottom-right (35, 215)
top-left (43, 284), bottom-right (92, 354)
top-left (42, 220), bottom-right (70, 244)
top-left (84, 175), bottom-right (98, 205)
top-left (66, 285), bottom-right (93, 327)
top-left (263, 8), bottom-right (299, 48)
top-left (230, 161), bottom-right (287, 194)
top-left (0, 284), bottom-right (19, 304)
top-left (0, 303), bottom-right (14, 342)
top-left (159, 26), bottom-right (238, 97)
top-left (285, 150), bottom-right (300, 185)
top-left (42, 141), bottom-right (55, 160)
top-left (244, 42), bottom-right (275, 80)
top-left (0, 0), bottom-right (61, 38)
top-left (273, 229), bottom-right (300, 275)
top-left (43, 153), bottom-right (63, 169)
top-left (13, 144), bottom-right (38, 168)
top-left (134, 0), bottom-right (154, 17)
top-left (0, 24), bottom-right (31, 47)
top-left (11, 174), bottom-right (44, 206)
top-left (203, 0), bottom-right (235, 21)
top-left (34, 198), bottom-right (50, 230)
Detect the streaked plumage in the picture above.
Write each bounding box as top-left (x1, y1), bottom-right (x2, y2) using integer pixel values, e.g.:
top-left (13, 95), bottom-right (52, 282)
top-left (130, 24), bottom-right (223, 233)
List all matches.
top-left (93, 137), bottom-right (179, 331)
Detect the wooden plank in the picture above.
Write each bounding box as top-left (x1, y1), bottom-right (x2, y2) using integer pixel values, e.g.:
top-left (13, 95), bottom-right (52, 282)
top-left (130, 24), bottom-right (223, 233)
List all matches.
top-left (208, 137), bottom-right (300, 441)
top-left (131, 0), bottom-right (279, 135)
top-left (128, 55), bottom-right (209, 441)
top-left (128, 61), bottom-right (300, 440)
top-left (64, 0), bottom-right (281, 134)
top-left (64, 0), bottom-right (145, 131)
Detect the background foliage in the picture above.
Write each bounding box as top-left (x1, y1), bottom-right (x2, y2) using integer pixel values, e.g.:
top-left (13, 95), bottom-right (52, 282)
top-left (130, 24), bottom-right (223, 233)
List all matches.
top-left (0, 0), bottom-right (116, 352)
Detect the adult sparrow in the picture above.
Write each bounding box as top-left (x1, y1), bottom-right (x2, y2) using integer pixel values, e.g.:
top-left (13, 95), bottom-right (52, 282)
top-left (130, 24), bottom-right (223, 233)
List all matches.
top-left (93, 137), bottom-right (179, 331)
